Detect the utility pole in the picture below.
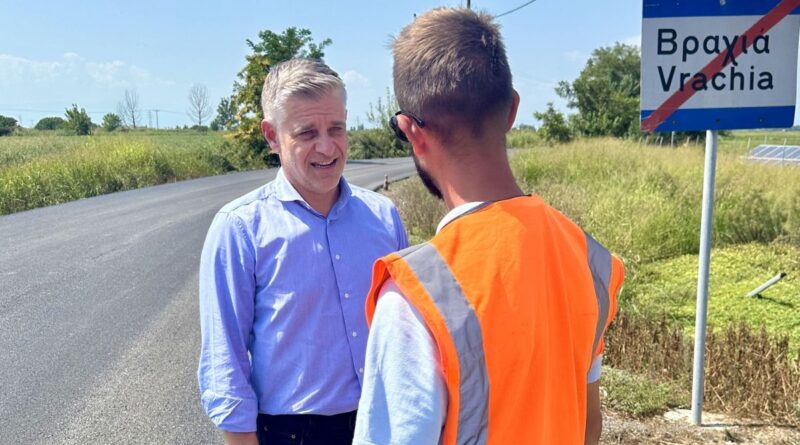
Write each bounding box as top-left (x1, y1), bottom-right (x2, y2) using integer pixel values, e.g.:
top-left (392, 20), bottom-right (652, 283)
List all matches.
top-left (148, 110), bottom-right (153, 128)
top-left (153, 109), bottom-right (160, 130)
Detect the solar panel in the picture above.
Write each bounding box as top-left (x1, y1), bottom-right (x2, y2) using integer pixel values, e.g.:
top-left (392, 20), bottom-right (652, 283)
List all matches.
top-left (746, 145), bottom-right (800, 164)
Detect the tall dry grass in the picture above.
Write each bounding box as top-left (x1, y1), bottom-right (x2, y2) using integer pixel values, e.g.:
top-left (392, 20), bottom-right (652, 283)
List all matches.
top-left (511, 138), bottom-right (800, 267)
top-left (606, 311), bottom-right (800, 423)
top-left (0, 132), bottom-right (263, 214)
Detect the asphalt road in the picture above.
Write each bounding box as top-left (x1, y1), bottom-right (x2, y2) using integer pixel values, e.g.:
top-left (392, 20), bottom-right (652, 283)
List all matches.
top-left (0, 158), bottom-right (416, 444)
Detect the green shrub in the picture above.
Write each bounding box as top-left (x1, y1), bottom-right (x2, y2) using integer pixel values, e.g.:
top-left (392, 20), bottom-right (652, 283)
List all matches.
top-left (64, 104), bottom-right (93, 136)
top-left (348, 128), bottom-right (409, 160)
top-left (101, 113), bottom-right (122, 132)
top-left (0, 115), bottom-right (18, 136)
top-left (34, 117), bottom-right (67, 131)
top-left (601, 368), bottom-right (686, 417)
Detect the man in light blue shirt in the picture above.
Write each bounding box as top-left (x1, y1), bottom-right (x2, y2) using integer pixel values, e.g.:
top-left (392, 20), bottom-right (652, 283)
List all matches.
top-left (198, 58), bottom-right (408, 445)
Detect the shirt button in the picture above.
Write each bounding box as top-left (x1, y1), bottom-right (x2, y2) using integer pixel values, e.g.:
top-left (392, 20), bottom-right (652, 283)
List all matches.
top-left (335, 254), bottom-right (341, 261)
top-left (352, 331), bottom-right (357, 337)
top-left (344, 293), bottom-right (350, 299)
top-left (359, 367), bottom-right (364, 374)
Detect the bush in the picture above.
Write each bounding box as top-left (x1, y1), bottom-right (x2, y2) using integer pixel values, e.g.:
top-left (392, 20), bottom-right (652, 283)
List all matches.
top-left (533, 103), bottom-right (572, 144)
top-left (0, 115), bottom-right (18, 136)
top-left (348, 128), bottom-right (409, 160)
top-left (102, 113), bottom-right (122, 132)
top-left (34, 117), bottom-right (67, 131)
top-left (64, 104), bottom-right (93, 136)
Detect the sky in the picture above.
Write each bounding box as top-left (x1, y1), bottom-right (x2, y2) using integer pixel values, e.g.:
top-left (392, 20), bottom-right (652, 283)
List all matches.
top-left (0, 0), bottom-right (643, 129)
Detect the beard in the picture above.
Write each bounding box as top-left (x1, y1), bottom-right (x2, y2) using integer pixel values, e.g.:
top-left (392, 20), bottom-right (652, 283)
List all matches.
top-left (413, 152), bottom-right (443, 200)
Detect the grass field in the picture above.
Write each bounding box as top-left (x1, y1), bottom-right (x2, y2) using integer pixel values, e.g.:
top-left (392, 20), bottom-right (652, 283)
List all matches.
top-left (0, 130), bottom-right (265, 214)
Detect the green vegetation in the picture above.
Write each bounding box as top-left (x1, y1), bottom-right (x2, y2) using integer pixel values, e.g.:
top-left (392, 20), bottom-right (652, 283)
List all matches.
top-left (102, 113), bottom-right (122, 132)
top-left (0, 115), bottom-right (18, 136)
top-left (627, 244), bottom-right (800, 347)
top-left (64, 104), bottom-right (93, 136)
top-left (229, 27), bottom-right (330, 160)
top-left (506, 127), bottom-right (539, 148)
top-left (556, 43), bottom-right (641, 138)
top-left (533, 103), bottom-right (572, 143)
top-left (601, 368), bottom-right (687, 417)
top-left (0, 132), bottom-right (264, 214)
top-left (511, 137), bottom-right (800, 266)
top-left (34, 117), bottom-right (67, 131)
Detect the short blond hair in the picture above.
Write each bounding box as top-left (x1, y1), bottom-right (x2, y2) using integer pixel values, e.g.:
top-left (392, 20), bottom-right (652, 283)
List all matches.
top-left (392, 8), bottom-right (513, 139)
top-left (260, 58), bottom-right (346, 124)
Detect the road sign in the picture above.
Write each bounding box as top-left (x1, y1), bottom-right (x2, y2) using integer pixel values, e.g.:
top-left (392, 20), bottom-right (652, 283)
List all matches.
top-left (641, 0), bottom-right (800, 132)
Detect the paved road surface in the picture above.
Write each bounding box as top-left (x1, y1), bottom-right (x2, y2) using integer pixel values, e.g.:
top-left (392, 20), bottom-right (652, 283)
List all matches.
top-left (0, 158), bottom-right (416, 444)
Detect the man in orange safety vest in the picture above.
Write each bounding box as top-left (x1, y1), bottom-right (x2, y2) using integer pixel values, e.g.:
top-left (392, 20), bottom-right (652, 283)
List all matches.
top-left (353, 7), bottom-right (624, 445)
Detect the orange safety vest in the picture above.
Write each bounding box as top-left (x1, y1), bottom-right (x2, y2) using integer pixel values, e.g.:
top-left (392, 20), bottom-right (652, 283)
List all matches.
top-left (366, 196), bottom-right (624, 445)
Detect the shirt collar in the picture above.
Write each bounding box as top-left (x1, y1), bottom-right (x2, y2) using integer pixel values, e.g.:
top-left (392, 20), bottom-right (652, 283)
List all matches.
top-left (273, 168), bottom-right (353, 218)
top-left (436, 201), bottom-right (486, 234)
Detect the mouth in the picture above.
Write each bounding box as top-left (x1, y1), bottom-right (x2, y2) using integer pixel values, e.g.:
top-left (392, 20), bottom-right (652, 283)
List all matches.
top-left (311, 159), bottom-right (338, 169)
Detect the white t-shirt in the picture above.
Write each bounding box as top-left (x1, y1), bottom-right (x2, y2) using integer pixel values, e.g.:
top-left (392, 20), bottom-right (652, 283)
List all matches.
top-left (353, 202), bottom-right (603, 445)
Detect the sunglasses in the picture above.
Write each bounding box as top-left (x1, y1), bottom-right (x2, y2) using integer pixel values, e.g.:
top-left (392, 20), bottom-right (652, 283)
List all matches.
top-left (389, 111), bottom-right (426, 142)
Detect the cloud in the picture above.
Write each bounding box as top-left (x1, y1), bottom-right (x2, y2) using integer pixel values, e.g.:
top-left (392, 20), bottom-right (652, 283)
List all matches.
top-left (342, 70), bottom-right (369, 88)
top-left (0, 53), bottom-right (175, 89)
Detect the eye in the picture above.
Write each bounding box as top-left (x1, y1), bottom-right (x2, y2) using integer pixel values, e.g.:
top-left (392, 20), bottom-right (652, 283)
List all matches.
top-left (329, 126), bottom-right (345, 136)
top-left (297, 129), bottom-right (317, 140)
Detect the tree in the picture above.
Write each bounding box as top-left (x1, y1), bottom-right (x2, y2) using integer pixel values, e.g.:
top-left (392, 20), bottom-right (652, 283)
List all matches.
top-left (64, 104), bottom-right (93, 135)
top-left (187, 84), bottom-right (212, 126)
top-left (118, 88), bottom-right (142, 129)
top-left (34, 117), bottom-right (67, 131)
top-left (349, 88), bottom-right (409, 159)
top-left (102, 113), bottom-right (123, 132)
top-left (533, 103), bottom-right (573, 144)
top-left (210, 96), bottom-right (237, 131)
top-left (556, 43), bottom-right (640, 138)
top-left (0, 115), bottom-right (18, 136)
top-left (230, 28), bottom-right (331, 157)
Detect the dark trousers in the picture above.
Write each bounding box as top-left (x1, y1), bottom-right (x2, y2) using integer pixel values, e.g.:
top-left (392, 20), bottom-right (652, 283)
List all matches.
top-left (256, 411), bottom-right (357, 445)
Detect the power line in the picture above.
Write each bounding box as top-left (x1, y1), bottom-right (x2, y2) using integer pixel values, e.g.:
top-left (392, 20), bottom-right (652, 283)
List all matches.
top-left (494, 0), bottom-right (539, 18)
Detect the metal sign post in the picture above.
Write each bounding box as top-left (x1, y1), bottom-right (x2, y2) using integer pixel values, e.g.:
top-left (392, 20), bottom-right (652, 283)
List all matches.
top-left (641, 0), bottom-right (800, 426)
top-left (691, 130), bottom-right (718, 425)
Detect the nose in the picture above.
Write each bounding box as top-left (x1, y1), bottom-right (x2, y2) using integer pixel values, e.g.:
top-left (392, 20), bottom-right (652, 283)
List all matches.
top-left (315, 134), bottom-right (337, 157)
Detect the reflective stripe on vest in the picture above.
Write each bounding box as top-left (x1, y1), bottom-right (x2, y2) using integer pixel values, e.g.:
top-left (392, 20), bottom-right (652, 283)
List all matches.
top-left (585, 232), bottom-right (611, 369)
top-left (399, 242), bottom-right (489, 445)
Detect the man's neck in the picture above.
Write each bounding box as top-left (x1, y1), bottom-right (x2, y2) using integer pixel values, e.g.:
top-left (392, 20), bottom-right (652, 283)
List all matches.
top-left (438, 147), bottom-right (524, 210)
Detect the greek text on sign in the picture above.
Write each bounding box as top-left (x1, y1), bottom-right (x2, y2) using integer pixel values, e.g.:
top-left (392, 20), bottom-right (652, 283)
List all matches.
top-left (641, 1), bottom-right (800, 132)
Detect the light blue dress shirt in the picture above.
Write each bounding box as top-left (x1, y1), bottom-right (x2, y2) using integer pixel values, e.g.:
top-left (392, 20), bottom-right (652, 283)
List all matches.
top-left (198, 168), bottom-right (408, 433)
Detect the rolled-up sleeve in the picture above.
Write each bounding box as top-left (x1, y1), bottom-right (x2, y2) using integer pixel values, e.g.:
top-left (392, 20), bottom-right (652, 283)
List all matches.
top-left (391, 207), bottom-right (410, 250)
top-left (198, 211), bottom-right (259, 432)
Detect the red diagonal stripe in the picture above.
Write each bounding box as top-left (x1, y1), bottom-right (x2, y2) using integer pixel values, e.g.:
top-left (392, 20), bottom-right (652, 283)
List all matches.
top-left (642, 0), bottom-right (800, 132)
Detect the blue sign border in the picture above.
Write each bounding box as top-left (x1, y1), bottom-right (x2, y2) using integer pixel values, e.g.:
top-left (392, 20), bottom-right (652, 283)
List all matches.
top-left (641, 106), bottom-right (796, 131)
top-left (643, 0), bottom-right (800, 18)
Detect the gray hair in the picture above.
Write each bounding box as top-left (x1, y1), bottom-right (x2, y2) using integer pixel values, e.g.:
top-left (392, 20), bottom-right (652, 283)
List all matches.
top-left (260, 58), bottom-right (346, 125)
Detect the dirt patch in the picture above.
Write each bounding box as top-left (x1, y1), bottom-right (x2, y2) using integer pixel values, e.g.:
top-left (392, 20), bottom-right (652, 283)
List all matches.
top-left (602, 409), bottom-right (800, 444)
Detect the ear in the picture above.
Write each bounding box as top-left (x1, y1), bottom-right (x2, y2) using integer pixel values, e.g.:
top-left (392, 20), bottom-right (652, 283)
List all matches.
top-left (506, 89), bottom-right (521, 131)
top-left (261, 119), bottom-right (280, 154)
top-left (397, 114), bottom-right (428, 157)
